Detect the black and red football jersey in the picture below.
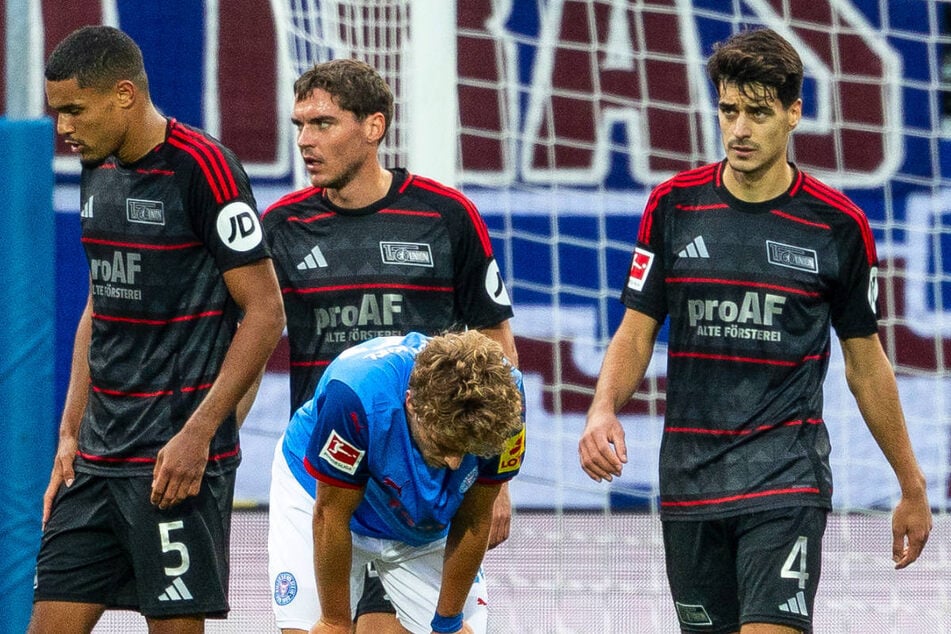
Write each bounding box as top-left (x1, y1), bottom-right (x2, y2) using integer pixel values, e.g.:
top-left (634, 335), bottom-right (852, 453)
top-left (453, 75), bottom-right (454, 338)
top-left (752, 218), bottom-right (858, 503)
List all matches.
top-left (262, 168), bottom-right (514, 415)
top-left (623, 161), bottom-right (879, 519)
top-left (77, 119), bottom-right (270, 476)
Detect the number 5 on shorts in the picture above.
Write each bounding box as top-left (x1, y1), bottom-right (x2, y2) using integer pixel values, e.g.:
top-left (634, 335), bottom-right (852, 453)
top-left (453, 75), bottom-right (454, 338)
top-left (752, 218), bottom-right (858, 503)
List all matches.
top-left (780, 535), bottom-right (809, 589)
top-left (159, 520), bottom-right (192, 577)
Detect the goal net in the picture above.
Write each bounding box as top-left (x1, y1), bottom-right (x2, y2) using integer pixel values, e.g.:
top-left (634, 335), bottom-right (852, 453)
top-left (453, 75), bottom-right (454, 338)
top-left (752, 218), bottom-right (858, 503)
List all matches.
top-left (258, 0), bottom-right (951, 630)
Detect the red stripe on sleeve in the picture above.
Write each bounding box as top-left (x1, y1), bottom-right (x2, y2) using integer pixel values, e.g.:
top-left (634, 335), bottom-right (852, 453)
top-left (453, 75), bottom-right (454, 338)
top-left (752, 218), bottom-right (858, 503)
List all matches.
top-left (409, 175), bottom-right (494, 257)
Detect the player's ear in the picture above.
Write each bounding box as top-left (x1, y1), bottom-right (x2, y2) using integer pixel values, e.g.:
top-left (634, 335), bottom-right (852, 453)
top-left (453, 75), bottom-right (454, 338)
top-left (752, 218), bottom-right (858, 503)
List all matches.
top-left (114, 79), bottom-right (137, 110)
top-left (786, 98), bottom-right (802, 131)
top-left (365, 111), bottom-right (386, 145)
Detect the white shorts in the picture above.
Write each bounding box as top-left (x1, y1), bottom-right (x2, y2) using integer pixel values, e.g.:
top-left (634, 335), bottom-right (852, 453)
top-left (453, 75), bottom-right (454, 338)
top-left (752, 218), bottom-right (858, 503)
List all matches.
top-left (267, 435), bottom-right (488, 634)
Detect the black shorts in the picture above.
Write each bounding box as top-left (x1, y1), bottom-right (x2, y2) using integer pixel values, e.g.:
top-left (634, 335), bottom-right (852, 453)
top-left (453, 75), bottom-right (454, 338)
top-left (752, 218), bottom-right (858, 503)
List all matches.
top-left (34, 470), bottom-right (235, 618)
top-left (354, 562), bottom-right (396, 618)
top-left (663, 506), bottom-right (828, 633)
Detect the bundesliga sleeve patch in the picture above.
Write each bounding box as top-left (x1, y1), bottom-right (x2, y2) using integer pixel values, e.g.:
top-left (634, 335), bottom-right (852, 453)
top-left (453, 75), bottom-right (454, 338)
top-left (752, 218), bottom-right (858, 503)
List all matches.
top-left (498, 427), bottom-right (526, 474)
top-left (626, 247), bottom-right (654, 292)
top-left (319, 430), bottom-right (365, 475)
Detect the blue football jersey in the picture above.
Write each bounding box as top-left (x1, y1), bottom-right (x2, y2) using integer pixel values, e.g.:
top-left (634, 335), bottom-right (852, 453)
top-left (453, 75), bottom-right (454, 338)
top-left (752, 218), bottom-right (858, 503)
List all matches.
top-left (296, 333), bottom-right (525, 546)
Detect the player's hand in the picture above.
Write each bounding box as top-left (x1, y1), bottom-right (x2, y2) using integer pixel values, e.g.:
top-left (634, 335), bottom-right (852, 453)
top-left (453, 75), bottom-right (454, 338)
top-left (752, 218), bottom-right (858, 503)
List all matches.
top-left (891, 490), bottom-right (932, 569)
top-left (150, 429), bottom-right (210, 510)
top-left (487, 482), bottom-right (512, 549)
top-left (578, 410), bottom-right (627, 482)
top-left (309, 618), bottom-right (352, 634)
top-left (42, 435), bottom-right (78, 528)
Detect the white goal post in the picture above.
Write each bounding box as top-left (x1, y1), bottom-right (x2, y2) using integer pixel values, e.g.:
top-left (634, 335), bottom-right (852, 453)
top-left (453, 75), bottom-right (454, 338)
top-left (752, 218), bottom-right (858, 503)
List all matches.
top-left (268, 0), bottom-right (458, 185)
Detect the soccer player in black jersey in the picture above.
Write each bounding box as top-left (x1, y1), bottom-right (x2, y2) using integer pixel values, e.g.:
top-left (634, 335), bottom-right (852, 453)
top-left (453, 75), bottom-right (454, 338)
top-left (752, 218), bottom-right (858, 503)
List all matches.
top-left (30, 26), bottom-right (285, 633)
top-left (258, 59), bottom-right (517, 634)
top-left (579, 28), bottom-right (932, 633)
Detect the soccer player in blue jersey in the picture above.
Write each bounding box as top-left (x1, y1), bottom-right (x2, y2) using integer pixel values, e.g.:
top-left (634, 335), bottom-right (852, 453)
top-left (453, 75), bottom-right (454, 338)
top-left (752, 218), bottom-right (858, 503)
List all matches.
top-left (297, 331), bottom-right (524, 634)
top-left (31, 26), bottom-right (285, 633)
top-left (579, 28), bottom-right (931, 633)
top-left (260, 58), bottom-right (518, 634)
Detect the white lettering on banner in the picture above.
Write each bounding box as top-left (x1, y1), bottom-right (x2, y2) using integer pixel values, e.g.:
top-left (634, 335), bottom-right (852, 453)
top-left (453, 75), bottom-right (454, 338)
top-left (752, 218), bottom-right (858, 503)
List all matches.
top-left (458, 0), bottom-right (898, 189)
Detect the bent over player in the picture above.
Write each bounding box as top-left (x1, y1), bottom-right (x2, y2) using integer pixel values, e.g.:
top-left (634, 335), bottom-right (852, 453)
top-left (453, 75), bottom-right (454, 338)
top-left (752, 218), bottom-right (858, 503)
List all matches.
top-left (262, 58), bottom-right (517, 634)
top-left (31, 26), bottom-right (284, 633)
top-left (298, 331), bottom-right (525, 634)
top-left (579, 28), bottom-right (931, 633)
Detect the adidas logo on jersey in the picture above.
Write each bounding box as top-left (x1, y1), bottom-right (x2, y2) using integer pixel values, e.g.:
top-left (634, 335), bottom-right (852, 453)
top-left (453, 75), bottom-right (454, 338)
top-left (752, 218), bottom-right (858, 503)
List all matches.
top-left (297, 245), bottom-right (328, 270)
top-left (677, 235), bottom-right (709, 258)
top-left (778, 590), bottom-right (808, 616)
top-left (81, 195), bottom-right (94, 219)
top-left (157, 577), bottom-right (193, 602)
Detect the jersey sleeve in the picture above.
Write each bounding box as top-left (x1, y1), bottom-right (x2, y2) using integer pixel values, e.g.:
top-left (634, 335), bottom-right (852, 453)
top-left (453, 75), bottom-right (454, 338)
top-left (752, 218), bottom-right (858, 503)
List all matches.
top-left (303, 379), bottom-right (371, 489)
top-left (443, 193), bottom-right (515, 329)
top-left (477, 371), bottom-right (526, 484)
top-left (829, 211), bottom-right (880, 339)
top-left (620, 184), bottom-right (669, 321)
top-left (183, 135), bottom-right (271, 272)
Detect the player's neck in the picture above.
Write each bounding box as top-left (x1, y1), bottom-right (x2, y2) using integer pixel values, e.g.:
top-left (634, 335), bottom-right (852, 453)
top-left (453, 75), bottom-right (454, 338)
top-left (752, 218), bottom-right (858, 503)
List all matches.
top-left (723, 160), bottom-right (793, 203)
top-left (117, 106), bottom-right (167, 165)
top-left (325, 164), bottom-right (393, 209)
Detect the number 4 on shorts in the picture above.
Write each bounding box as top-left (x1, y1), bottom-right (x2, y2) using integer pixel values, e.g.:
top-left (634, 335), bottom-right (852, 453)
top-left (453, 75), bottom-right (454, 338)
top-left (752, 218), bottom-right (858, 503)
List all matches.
top-left (780, 535), bottom-right (809, 589)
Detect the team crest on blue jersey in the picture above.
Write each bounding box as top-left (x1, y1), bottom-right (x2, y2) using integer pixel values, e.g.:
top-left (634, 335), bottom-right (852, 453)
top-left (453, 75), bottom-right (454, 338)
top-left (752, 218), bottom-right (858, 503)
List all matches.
top-left (274, 571), bottom-right (298, 606)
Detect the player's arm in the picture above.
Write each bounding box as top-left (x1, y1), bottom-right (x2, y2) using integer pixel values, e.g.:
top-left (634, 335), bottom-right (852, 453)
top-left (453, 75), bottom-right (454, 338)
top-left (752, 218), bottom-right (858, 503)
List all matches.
top-left (437, 482), bottom-right (500, 632)
top-left (579, 308), bottom-right (661, 482)
top-left (476, 319), bottom-right (518, 549)
top-left (478, 319), bottom-right (518, 368)
top-left (312, 480), bottom-right (365, 633)
top-left (839, 333), bottom-right (932, 568)
top-left (235, 365), bottom-right (266, 429)
top-left (43, 289), bottom-right (93, 526)
top-left (151, 258), bottom-right (285, 509)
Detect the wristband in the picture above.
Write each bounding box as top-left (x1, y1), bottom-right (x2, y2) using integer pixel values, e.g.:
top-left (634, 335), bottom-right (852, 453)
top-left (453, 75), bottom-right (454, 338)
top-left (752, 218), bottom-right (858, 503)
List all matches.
top-left (431, 612), bottom-right (464, 633)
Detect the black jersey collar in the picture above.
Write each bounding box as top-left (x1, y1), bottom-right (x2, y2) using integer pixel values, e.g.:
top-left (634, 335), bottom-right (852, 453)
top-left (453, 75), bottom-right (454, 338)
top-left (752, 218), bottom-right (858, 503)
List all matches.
top-left (321, 167), bottom-right (408, 217)
top-left (714, 159), bottom-right (801, 214)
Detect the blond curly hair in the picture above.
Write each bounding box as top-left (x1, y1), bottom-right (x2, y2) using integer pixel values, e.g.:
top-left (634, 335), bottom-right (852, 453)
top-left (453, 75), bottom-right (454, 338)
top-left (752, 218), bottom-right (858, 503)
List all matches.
top-left (408, 330), bottom-right (522, 458)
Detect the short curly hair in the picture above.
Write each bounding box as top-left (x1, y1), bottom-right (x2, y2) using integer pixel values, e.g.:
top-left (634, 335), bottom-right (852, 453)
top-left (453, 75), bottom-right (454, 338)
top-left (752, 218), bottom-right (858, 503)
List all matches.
top-left (408, 330), bottom-right (522, 459)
